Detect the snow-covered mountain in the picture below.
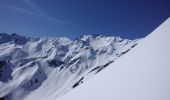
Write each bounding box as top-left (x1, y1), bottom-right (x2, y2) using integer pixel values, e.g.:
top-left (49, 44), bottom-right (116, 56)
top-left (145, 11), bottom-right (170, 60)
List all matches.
top-left (57, 18), bottom-right (170, 100)
top-left (0, 33), bottom-right (138, 100)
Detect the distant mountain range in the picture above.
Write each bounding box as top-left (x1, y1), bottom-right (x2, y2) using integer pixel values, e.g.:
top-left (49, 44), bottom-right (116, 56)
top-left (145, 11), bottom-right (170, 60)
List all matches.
top-left (0, 33), bottom-right (138, 100)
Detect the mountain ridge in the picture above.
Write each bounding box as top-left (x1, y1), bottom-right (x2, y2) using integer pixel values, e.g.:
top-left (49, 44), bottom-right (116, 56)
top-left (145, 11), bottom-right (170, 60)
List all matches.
top-left (0, 33), bottom-right (138, 100)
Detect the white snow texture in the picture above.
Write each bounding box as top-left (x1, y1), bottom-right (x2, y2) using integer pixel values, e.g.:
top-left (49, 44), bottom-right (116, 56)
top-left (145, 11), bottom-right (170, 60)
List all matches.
top-left (58, 17), bottom-right (170, 100)
top-left (0, 17), bottom-right (169, 100)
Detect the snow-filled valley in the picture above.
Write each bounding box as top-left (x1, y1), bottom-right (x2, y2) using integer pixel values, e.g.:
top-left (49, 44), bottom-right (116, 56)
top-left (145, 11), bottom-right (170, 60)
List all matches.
top-left (0, 33), bottom-right (138, 100)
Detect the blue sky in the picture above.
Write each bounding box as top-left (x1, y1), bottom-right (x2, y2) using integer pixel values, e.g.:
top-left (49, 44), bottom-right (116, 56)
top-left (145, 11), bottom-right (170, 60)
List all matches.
top-left (0, 0), bottom-right (169, 39)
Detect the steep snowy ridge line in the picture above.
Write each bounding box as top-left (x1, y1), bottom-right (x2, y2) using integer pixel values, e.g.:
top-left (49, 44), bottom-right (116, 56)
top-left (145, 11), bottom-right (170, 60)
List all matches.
top-left (57, 18), bottom-right (170, 100)
top-left (0, 33), bottom-right (139, 100)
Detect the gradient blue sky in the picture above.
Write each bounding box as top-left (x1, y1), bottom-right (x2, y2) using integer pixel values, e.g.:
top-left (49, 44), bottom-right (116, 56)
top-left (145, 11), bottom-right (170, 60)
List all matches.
top-left (0, 0), bottom-right (169, 39)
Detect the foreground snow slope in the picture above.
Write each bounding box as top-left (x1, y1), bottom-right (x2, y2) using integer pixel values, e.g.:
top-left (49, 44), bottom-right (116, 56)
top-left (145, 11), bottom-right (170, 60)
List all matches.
top-left (58, 18), bottom-right (170, 100)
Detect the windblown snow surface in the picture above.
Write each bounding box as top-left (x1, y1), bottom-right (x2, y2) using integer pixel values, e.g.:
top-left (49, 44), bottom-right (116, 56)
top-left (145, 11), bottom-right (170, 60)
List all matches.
top-left (57, 17), bottom-right (170, 100)
top-left (0, 32), bottom-right (138, 100)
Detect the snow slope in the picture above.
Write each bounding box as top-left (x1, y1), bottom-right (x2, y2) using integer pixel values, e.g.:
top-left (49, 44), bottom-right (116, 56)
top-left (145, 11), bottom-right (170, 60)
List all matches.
top-left (57, 18), bottom-right (170, 100)
top-left (0, 33), bottom-right (138, 100)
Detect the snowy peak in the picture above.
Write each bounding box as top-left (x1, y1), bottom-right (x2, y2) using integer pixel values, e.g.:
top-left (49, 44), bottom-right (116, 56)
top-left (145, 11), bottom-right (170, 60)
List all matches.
top-left (0, 33), bottom-right (28, 45)
top-left (0, 33), bottom-right (138, 100)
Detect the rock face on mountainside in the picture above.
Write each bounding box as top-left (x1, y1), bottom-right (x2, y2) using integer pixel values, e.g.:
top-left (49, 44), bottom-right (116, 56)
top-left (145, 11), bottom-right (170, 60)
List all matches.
top-left (0, 33), bottom-right (138, 100)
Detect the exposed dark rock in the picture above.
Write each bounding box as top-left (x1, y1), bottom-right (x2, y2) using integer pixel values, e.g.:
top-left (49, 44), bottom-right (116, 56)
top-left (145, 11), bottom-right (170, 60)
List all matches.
top-left (89, 61), bottom-right (114, 74)
top-left (0, 61), bottom-right (6, 69)
top-left (84, 46), bottom-right (90, 49)
top-left (35, 78), bottom-right (38, 83)
top-left (0, 97), bottom-right (5, 100)
top-left (47, 59), bottom-right (64, 67)
top-left (0, 95), bottom-right (10, 100)
top-left (131, 44), bottom-right (137, 48)
top-left (0, 61), bottom-right (12, 82)
top-left (29, 62), bottom-right (36, 67)
top-left (59, 66), bottom-right (64, 71)
top-left (118, 39), bottom-right (123, 42)
top-left (38, 71), bottom-right (41, 74)
top-left (118, 49), bottom-right (130, 57)
top-left (70, 65), bottom-right (79, 74)
top-left (116, 53), bottom-right (119, 57)
top-left (89, 67), bottom-right (100, 73)
top-left (96, 61), bottom-right (114, 74)
top-left (72, 77), bottom-right (84, 88)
